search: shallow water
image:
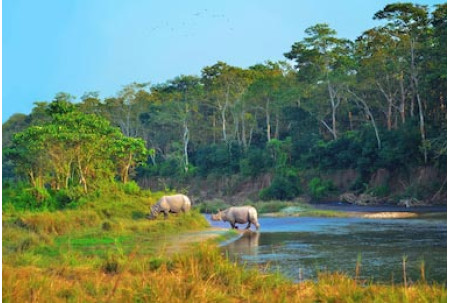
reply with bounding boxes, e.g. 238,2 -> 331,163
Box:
206,214 -> 447,283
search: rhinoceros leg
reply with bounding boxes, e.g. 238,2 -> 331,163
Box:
245,222 -> 251,229
163,211 -> 169,219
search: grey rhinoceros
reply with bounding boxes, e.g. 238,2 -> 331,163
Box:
211,206 -> 260,230
147,194 -> 192,219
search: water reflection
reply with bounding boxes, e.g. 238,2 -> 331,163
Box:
226,231 -> 260,256
212,216 -> 447,283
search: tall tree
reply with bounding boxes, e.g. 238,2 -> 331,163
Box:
285,23 -> 354,140
374,3 -> 430,162
6,102 -> 147,193
201,62 -> 253,144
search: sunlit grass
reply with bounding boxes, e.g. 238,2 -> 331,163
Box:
2,192 -> 446,302
3,243 -> 446,303
196,199 -> 351,217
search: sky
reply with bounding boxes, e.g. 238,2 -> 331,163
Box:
2,0 -> 444,122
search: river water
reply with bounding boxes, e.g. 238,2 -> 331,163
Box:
205,208 -> 446,284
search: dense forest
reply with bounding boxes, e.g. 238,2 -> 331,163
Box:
3,3 -> 447,209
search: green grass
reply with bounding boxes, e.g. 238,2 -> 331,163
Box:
3,242 -> 446,302
196,199 -> 350,217
2,190 -> 446,302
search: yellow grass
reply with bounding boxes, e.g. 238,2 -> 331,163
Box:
2,242 -> 447,303
2,193 -> 446,303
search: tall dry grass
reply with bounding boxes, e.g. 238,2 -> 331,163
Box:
2,190 -> 446,303
3,243 -> 446,303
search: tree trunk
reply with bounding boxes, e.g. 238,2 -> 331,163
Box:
77,158 -> 88,194
183,119 -> 190,172
327,81 -> 340,140
122,153 -> 133,183
241,111 -> 247,149
29,170 -> 36,188
399,74 -> 406,124
275,112 -> 280,139
265,98 -> 271,142
376,81 -> 394,131
349,89 -> 382,149
220,84 -> 231,142
410,38 -> 427,163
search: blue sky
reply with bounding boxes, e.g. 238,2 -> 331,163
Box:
2,0 -> 443,122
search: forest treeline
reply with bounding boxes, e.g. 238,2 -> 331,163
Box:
2,3 -> 446,208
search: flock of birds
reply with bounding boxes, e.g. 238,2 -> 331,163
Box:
148,8 -> 234,38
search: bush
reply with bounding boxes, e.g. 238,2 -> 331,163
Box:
102,253 -> 122,274
259,175 -> 300,201
158,158 -> 180,177
122,181 -> 141,195
370,185 -> 390,197
195,199 -> 229,214
240,148 -> 271,177
308,177 -> 334,201
193,143 -> 242,176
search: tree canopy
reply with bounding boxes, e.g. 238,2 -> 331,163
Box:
3,2 -> 446,204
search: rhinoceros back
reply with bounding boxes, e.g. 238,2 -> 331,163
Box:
226,206 -> 258,224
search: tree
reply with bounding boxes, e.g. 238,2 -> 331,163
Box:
201,62 -> 254,144
285,24 -> 354,140
374,3 -> 430,162
247,62 -> 291,143
356,27 -> 409,130
6,102 -> 148,194
142,75 -> 204,174
104,83 -> 151,138
112,136 -> 148,183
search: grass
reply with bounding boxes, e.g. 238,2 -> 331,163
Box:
3,190 -> 447,302
196,199 -> 350,217
2,242 -> 446,303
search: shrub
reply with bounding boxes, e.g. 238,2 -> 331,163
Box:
194,199 -> 229,214
308,177 -> 334,201
239,148 -> 270,177
370,185 -> 390,197
102,253 -> 122,274
259,175 -> 300,201
122,181 -> 141,195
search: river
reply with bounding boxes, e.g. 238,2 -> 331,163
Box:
205,207 -> 446,284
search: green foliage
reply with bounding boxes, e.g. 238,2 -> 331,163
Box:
121,180 -> 141,195
252,200 -> 302,213
193,143 -> 242,176
5,104 -> 147,195
370,185 -> 390,197
308,177 -> 334,201
194,199 -> 230,214
102,253 -> 123,274
2,4 -> 446,203
259,173 -> 301,201
239,147 -> 271,177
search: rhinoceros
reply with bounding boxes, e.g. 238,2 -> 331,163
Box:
147,194 -> 192,219
211,206 -> 260,230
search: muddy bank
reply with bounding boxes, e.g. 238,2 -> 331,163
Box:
259,202 -> 446,219
312,201 -> 447,213
162,227 -> 235,254
139,166 -> 447,206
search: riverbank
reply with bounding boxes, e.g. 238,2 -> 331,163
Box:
256,201 -> 447,219
3,196 -> 446,302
